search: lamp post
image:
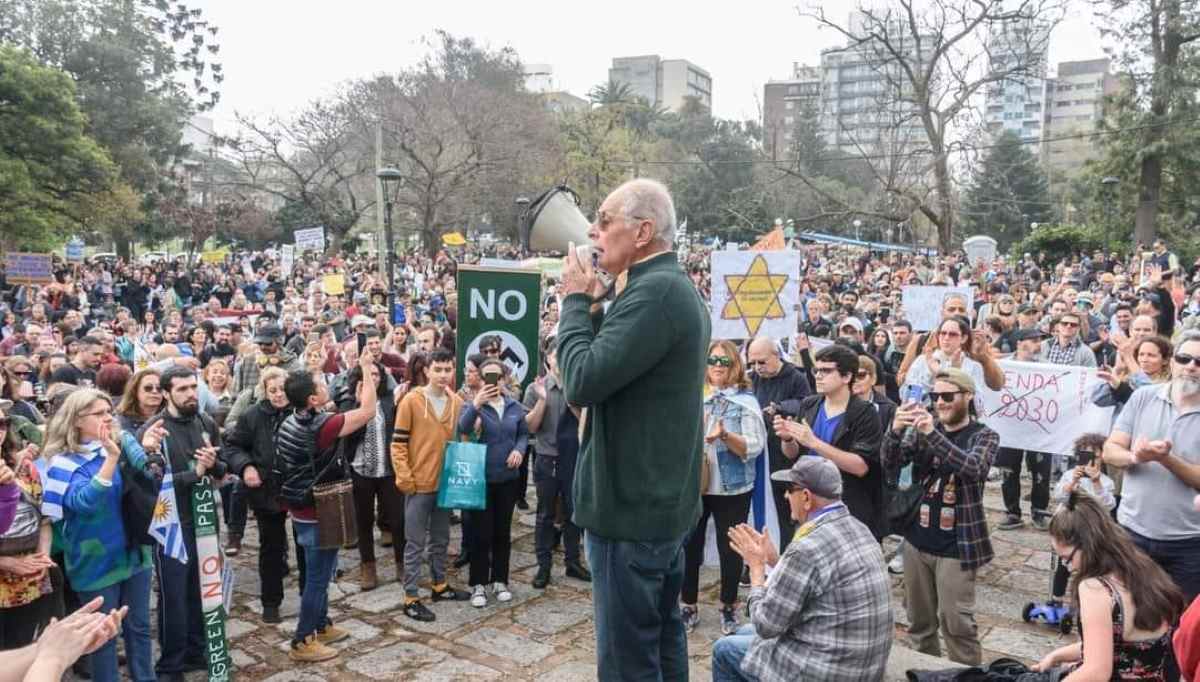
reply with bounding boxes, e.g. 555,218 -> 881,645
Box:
853,219 -> 863,242
377,167 -> 403,321
1100,176 -> 1120,241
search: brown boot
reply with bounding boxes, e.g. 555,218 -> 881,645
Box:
360,561 -> 378,591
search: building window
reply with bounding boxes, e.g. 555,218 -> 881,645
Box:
785,116 -> 794,125
788,85 -> 799,95
785,101 -> 794,110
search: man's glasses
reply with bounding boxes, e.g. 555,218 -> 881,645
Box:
929,391 -> 962,403
706,355 -> 733,368
1174,353 -> 1200,367
1059,320 -> 1080,328
746,359 -> 769,367
812,366 -> 840,376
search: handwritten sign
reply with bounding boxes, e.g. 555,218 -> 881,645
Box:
901,285 -> 974,331
279,244 -> 295,275
711,251 -> 801,340
321,273 -> 345,296
200,250 -> 228,265
4,253 -> 54,285
978,360 -> 1114,455
294,226 -> 326,252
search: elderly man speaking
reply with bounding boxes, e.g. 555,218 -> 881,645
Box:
557,178 -> 710,681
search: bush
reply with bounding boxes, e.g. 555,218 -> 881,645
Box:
1010,224 -> 1108,263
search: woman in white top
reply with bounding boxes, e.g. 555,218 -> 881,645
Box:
680,339 -> 767,638
902,316 -> 989,413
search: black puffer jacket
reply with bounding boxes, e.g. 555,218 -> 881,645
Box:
220,399 -> 291,512
274,409 -> 340,509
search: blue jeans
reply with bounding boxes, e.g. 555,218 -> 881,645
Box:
293,520 -> 339,644
77,569 -> 155,682
586,530 -> 689,682
712,624 -> 757,681
1127,528 -> 1200,602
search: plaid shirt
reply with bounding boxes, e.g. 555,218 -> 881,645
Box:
741,505 -> 893,682
1043,336 -> 1082,365
882,422 -> 999,570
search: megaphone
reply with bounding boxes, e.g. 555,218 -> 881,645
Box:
521,184 -> 591,254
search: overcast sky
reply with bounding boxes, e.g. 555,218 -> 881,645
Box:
193,0 -> 1110,131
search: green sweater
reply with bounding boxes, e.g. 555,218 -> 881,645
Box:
558,251 -> 709,541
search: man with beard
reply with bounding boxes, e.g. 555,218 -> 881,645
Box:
199,325 -> 237,369
882,368 -> 999,665
227,325 -> 300,427
1103,330 -> 1200,602
140,365 -> 224,680
48,335 -> 103,387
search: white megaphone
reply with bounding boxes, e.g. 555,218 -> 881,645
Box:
521,184 -> 614,292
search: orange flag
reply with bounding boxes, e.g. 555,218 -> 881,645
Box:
752,227 -> 786,251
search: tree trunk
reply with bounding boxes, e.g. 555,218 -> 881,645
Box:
1134,153 -> 1162,247
933,153 -> 955,253
328,231 -> 344,255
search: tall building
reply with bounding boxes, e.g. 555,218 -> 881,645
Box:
762,64 -> 821,160
983,19 -> 1051,144
1042,58 -> 1121,180
607,55 -> 712,111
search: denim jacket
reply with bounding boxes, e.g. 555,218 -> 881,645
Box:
704,389 -> 766,495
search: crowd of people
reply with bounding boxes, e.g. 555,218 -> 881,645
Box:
0,177 -> 1199,680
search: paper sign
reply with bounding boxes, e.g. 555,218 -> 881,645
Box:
4,253 -> 54,285
321,274 -> 345,295
294,226 -> 326,252
711,250 -> 801,340
978,360 -> 1114,456
901,285 -> 974,331
200,250 -> 228,265
280,244 -> 295,274
65,238 -> 85,263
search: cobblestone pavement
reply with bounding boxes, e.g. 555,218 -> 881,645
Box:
73,476 -> 1070,681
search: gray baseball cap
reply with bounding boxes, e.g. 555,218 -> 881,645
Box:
769,457 -> 843,499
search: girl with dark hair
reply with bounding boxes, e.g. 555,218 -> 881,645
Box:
1032,491 -> 1183,679
901,316 -> 989,414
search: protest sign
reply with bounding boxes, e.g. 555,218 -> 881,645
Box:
200,249 -> 228,265
711,250 -> 801,340
192,477 -> 231,681
280,244 -> 295,275
4,253 -> 54,285
321,273 -> 345,296
901,285 -> 974,331
294,226 -> 326,252
457,265 -> 541,390
978,360 -> 1114,456
65,238 -> 85,263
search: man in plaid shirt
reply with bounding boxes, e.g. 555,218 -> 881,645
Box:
882,368 -> 999,665
711,457 -> 892,682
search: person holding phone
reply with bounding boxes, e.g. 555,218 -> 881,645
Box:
457,359 -> 528,608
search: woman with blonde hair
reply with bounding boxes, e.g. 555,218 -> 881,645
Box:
681,339 -> 766,637
40,389 -> 165,682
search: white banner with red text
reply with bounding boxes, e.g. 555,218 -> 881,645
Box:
978,360 -> 1114,456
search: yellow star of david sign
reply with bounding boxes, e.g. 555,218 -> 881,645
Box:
722,255 -> 789,336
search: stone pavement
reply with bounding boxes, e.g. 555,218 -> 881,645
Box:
72,475 -> 1070,681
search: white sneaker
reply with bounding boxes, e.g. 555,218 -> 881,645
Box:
470,584 -> 488,608
493,582 -> 512,602
888,552 -> 905,575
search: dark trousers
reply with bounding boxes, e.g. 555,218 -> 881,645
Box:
587,530 -> 689,682
153,528 -> 203,674
1128,529 -> 1200,603
253,508 -> 304,608
683,492 -> 753,606
534,453 -> 581,568
221,479 -> 247,539
998,447 -> 1051,520
518,448 -> 530,502
350,470 -> 405,566
466,479 -> 521,586
770,480 -> 798,552
0,591 -> 58,650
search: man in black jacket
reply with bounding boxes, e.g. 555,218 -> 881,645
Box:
140,365 -> 225,681
775,344 -> 885,539
747,336 -> 811,551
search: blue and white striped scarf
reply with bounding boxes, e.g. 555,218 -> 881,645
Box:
41,441 -> 105,522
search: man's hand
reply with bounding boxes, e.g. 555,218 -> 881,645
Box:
891,403 -> 919,433
140,421 -> 168,453
1132,437 -> 1171,464
560,243 -> 604,299
194,446 -> 218,477
243,466 -> 262,488
728,524 -> 778,570
793,333 -> 811,352
913,407 -> 935,435
505,450 -> 523,469
35,596 -> 128,667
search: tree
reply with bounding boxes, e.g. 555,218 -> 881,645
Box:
588,80 -> 636,106
556,106 -> 636,213
789,0 -> 1065,251
1093,0 -> 1200,245
0,45 -> 115,250
960,131 -> 1053,248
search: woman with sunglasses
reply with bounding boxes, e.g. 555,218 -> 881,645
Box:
0,405 -> 55,650
1032,491 -> 1182,680
41,389 -> 162,682
681,340 -> 766,637
1093,336 -> 1173,415
901,316 -> 990,413
1,357 -> 43,426
115,368 -> 163,434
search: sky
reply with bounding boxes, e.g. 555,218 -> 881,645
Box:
191,0 -> 1111,132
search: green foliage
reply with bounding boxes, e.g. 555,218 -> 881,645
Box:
1010,223 -> 1108,263
0,45 -> 115,249
960,131 -> 1054,249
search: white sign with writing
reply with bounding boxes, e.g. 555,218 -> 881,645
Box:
280,244 -> 295,274
710,251 -> 801,340
978,360 -> 1114,456
293,226 -> 326,252
901,285 -> 974,331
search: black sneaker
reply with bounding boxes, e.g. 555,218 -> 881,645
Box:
997,514 -> 1025,531
533,565 -> 551,589
431,584 -> 471,602
262,605 -> 282,624
739,565 -> 751,587
680,605 -> 699,634
565,560 -> 591,582
403,600 -> 436,622
453,553 -> 470,569
720,605 -> 739,635
516,498 -> 530,511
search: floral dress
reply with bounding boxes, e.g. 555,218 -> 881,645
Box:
0,463 -> 51,609
1071,577 -> 1170,680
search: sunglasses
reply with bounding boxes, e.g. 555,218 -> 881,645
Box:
1175,353 -> 1200,367
855,370 -> 870,379
707,355 -> 733,368
929,390 -> 963,403
141,384 -> 161,393
1059,320 -> 1080,328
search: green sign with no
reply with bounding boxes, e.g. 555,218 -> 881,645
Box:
456,265 -> 542,391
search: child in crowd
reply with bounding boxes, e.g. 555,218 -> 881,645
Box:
1046,434 -> 1115,605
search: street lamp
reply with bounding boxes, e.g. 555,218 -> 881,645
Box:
853,219 -> 863,242
377,167 -> 403,321
1100,176 -> 1120,239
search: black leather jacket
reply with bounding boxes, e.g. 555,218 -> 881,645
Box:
220,399 -> 291,511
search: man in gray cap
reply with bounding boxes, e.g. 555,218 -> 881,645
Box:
227,324 -> 301,428
711,457 -> 893,681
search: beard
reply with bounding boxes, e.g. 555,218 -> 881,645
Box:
173,399 -> 199,418
1175,376 -> 1200,398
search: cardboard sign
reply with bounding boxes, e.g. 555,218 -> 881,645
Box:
901,285 -> 974,331
978,360 -> 1115,456
294,226 -> 326,252
4,253 -> 54,285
